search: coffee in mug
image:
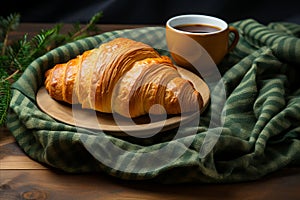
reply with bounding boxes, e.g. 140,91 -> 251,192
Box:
166,14 -> 239,73
174,24 -> 221,33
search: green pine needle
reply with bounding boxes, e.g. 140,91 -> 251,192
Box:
0,11 -> 103,127
0,80 -> 11,126
0,13 -> 20,55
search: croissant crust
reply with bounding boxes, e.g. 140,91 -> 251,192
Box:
45,37 -> 203,118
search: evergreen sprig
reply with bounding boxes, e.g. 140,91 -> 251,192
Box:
0,12 -> 103,127
0,13 -> 20,55
0,80 -> 10,125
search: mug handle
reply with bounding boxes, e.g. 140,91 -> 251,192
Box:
228,26 -> 239,52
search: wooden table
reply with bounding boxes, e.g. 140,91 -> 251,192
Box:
1,23 -> 300,200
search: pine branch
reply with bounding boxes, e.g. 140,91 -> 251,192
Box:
71,11 -> 103,40
0,11 -> 103,127
7,34 -> 32,72
30,28 -> 57,58
0,13 -> 20,55
0,79 -> 11,126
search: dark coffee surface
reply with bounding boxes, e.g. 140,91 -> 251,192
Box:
174,24 -> 221,33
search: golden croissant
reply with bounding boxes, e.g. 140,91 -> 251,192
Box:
44,37 -> 203,118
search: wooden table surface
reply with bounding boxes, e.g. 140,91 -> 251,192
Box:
1,23 -> 300,200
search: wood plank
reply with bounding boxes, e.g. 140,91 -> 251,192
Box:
0,127 -> 46,170
0,135 -> 15,146
0,155 -> 46,170
0,168 -> 300,200
8,23 -> 154,41
0,127 -> 14,141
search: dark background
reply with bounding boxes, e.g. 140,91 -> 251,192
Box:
2,0 -> 300,25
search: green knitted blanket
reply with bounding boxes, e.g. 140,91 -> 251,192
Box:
7,19 -> 300,183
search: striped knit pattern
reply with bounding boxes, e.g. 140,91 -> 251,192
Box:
7,19 -> 300,183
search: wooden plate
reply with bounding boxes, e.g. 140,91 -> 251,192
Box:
36,66 -> 210,137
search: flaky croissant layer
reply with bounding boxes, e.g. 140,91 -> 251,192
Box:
45,37 -> 203,118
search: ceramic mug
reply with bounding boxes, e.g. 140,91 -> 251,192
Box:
166,14 -> 239,73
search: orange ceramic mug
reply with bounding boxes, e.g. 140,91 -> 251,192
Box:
166,14 -> 239,72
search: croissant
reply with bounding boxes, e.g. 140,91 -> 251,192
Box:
44,37 -> 203,118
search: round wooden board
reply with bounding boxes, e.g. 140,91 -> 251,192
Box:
36,66 -> 210,137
